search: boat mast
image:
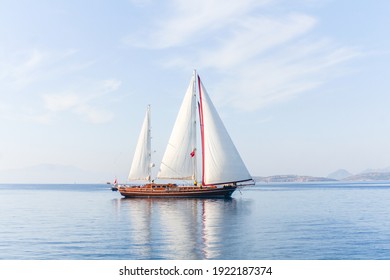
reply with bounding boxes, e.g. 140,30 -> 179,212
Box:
192,70 -> 197,185
197,74 -> 206,186
146,104 -> 152,182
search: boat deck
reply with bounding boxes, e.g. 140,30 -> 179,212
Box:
118,184 -> 236,198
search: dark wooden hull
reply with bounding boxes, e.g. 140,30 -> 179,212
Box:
118,185 -> 237,198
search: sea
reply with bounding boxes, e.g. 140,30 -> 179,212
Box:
1,181 -> 390,260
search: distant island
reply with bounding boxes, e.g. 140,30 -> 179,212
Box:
254,175 -> 337,183
254,169 -> 390,183
342,172 -> 390,181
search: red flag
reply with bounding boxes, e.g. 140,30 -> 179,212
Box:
113,178 -> 117,184
190,149 -> 195,158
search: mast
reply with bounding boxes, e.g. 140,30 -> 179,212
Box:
197,74 -> 206,186
146,104 -> 152,182
192,70 -> 198,184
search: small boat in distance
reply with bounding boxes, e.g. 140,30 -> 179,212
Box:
117,70 -> 253,198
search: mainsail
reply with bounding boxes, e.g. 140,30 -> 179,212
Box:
128,105 -> 152,181
198,76 -> 252,186
157,71 -> 252,186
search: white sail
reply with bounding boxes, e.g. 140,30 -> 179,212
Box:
157,75 -> 197,180
198,76 -> 252,185
128,105 -> 152,181
156,71 -> 252,186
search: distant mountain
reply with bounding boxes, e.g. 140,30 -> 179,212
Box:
328,169 -> 353,180
0,163 -> 108,184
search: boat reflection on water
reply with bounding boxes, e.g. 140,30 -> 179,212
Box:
111,197 -> 240,259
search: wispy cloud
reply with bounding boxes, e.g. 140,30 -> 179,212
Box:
0,102 -> 52,124
125,0 -> 271,48
42,78 -> 121,124
0,48 -> 80,91
214,40 -> 361,111
0,49 -> 46,91
75,104 -> 114,124
0,48 -> 120,124
125,0 -> 361,111
198,14 -> 317,69
127,0 -> 153,7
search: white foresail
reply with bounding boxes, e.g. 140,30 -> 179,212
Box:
198,77 -> 252,186
128,105 -> 152,181
157,75 -> 197,180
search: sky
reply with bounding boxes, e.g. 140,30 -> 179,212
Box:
0,0 -> 390,183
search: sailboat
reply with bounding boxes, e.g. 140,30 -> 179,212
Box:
117,71 -> 253,198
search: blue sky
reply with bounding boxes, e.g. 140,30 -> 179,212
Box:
1,0 -> 389,183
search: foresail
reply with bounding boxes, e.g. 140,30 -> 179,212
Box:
128,105 -> 152,181
198,77 -> 252,185
157,75 -> 197,180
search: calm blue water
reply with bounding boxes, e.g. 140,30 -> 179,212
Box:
1,182 -> 390,260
